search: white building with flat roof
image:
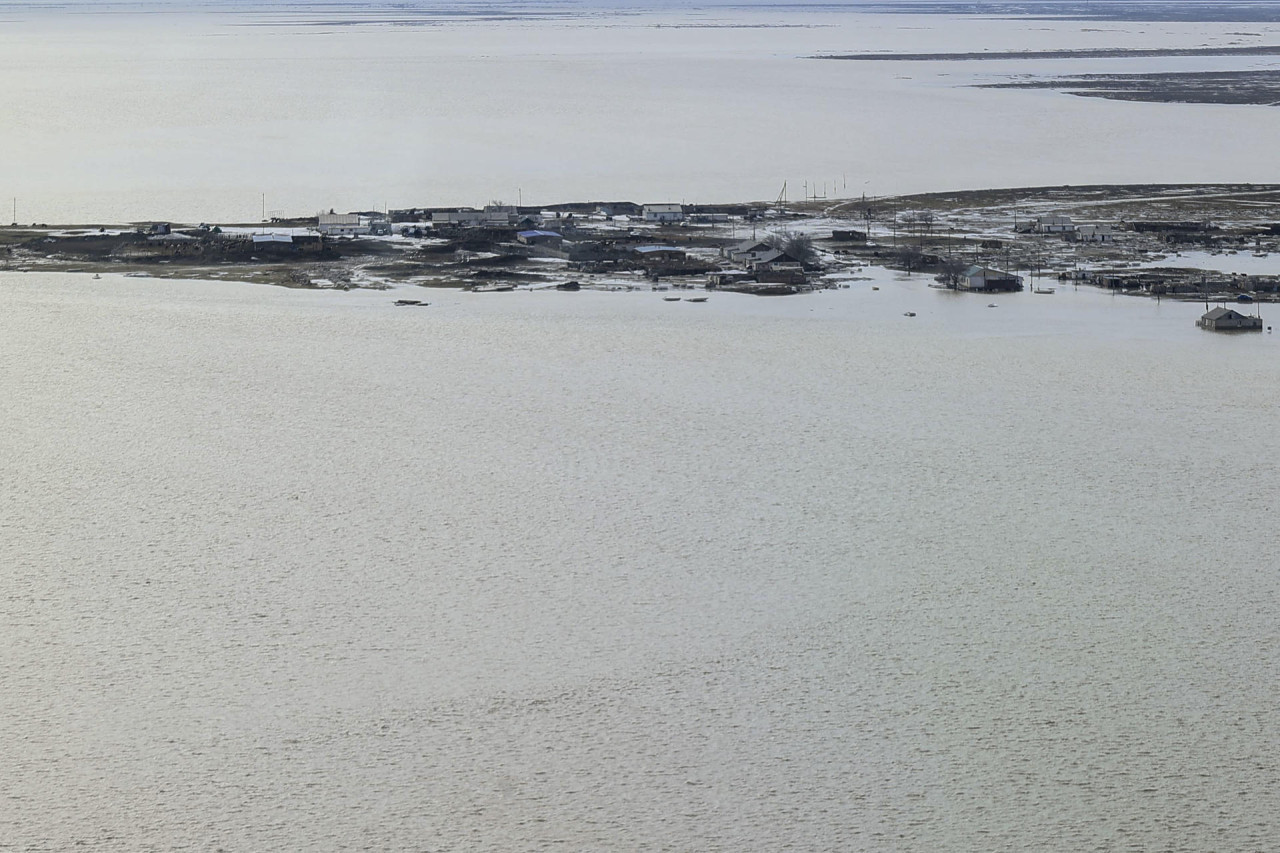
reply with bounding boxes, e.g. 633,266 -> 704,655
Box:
432,209 -> 484,226
317,212 -> 369,237
643,204 -> 684,223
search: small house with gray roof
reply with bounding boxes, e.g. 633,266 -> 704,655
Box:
960,266 -> 1023,292
1197,307 -> 1263,331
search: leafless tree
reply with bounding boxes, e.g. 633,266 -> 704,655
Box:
936,256 -> 967,288
766,229 -> 817,264
896,246 -> 925,272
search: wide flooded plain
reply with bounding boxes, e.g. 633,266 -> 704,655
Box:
3,270 -> 1279,850
3,2 -> 1280,221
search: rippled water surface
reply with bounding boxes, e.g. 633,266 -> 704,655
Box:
4,272 -> 1279,850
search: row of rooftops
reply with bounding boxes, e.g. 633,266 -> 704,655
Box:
724,238 -> 803,269
1016,215 -> 1217,238
431,203 -> 691,225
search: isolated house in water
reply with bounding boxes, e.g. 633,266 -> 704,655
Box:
960,265 -> 1023,292
752,249 -> 806,284
1197,307 -> 1263,331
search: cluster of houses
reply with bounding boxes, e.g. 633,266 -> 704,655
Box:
1019,215 -> 1115,244
311,202 -> 705,237
226,203 -> 715,273
409,202 -> 815,286
1017,214 -> 1229,246
716,238 -> 809,286
317,211 -> 395,237
421,203 -> 693,230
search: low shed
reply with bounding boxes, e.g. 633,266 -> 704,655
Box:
634,245 -> 688,263
517,230 -> 563,248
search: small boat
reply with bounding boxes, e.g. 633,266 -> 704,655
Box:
555,281 -> 581,291
1033,287 -> 1055,294
987,303 -> 998,308
472,284 -> 514,293
903,311 -> 916,317
871,286 -> 880,291
663,296 -> 681,302
92,273 -> 101,280
394,299 -> 427,306
684,296 -> 708,303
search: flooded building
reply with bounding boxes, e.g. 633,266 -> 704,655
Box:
960,265 -> 1023,292
753,250 -> 806,285
1197,307 -> 1263,331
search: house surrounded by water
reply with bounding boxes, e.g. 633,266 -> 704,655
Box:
1197,307 -> 1263,331
960,265 -> 1023,292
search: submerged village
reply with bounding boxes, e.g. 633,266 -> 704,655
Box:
6,183 -> 1280,330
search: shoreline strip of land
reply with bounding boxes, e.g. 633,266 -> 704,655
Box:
812,45 -> 1280,61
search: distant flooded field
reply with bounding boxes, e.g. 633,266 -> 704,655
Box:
3,1 -> 1280,221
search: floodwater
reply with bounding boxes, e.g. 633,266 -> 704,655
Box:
1137,248 -> 1280,276
3,2 -> 1280,222
4,270 -> 1280,850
